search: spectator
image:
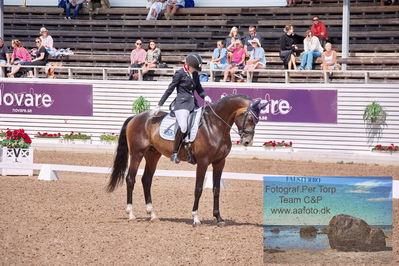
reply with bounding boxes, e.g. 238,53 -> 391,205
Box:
286,0 -> 296,7
19,38 -> 49,78
223,39 -> 246,82
321,42 -> 337,71
142,40 -> 162,77
243,26 -> 263,52
209,40 -> 228,71
0,38 -> 11,66
146,0 -> 166,20
311,16 -> 329,47
225,26 -> 241,48
39,27 -> 54,49
7,39 -> 32,78
129,40 -> 147,80
165,0 -> 185,20
185,0 -> 195,8
299,30 -> 323,70
280,25 -> 298,70
88,0 -> 110,20
238,38 -> 266,81
65,0 -> 86,20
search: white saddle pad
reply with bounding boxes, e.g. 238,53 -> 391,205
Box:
159,107 -> 202,142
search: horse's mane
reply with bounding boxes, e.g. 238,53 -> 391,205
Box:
214,94 -> 252,105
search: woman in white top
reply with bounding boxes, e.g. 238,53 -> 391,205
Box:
39,27 -> 53,49
299,30 -> 323,70
321,42 -> 337,71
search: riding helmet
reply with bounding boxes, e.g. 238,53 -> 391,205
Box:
185,53 -> 203,71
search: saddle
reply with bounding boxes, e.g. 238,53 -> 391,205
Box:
159,107 -> 203,164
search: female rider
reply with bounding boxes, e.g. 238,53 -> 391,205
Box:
156,53 -> 212,163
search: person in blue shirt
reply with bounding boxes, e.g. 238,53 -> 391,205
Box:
237,38 -> 266,81
209,40 -> 228,71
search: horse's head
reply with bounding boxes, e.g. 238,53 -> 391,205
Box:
234,99 -> 268,146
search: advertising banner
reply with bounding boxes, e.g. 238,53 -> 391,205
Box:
202,87 -> 337,123
0,82 -> 93,116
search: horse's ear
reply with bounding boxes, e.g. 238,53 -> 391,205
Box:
251,99 -> 261,107
259,101 -> 268,110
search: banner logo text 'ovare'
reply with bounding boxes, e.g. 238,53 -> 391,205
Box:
0,86 -> 54,108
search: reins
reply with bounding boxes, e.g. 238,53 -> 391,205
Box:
204,102 -> 255,138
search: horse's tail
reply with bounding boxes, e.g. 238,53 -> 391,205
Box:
107,116 -> 135,192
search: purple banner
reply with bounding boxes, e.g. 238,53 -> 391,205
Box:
201,87 -> 337,123
0,82 -> 93,116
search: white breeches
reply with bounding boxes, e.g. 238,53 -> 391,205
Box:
174,109 -> 190,133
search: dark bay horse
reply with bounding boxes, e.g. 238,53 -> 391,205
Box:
107,94 -> 266,226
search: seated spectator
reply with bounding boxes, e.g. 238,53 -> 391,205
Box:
165,0 -> 185,20
39,27 -> 53,50
146,0 -> 166,20
142,40 -> 161,77
321,43 -> 337,71
88,0 -> 110,20
238,38 -> 266,81
185,0 -> 195,7
19,38 -> 49,78
129,40 -> 147,80
243,26 -> 263,53
225,26 -> 241,48
280,25 -> 298,70
311,16 -> 329,47
209,40 -> 228,71
0,38 -> 11,66
223,39 -> 246,82
64,0 -> 86,20
286,0 -> 296,7
7,39 -> 32,78
299,30 -> 323,70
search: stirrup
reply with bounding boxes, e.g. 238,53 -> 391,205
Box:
170,152 -> 180,164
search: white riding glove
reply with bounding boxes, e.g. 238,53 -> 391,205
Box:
204,96 -> 212,104
152,105 -> 161,115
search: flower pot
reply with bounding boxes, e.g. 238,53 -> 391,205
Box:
33,138 -> 62,144
0,147 -> 33,176
61,139 -> 92,145
263,146 -> 294,152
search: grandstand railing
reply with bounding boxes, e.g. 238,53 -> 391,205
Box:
1,65 -> 399,84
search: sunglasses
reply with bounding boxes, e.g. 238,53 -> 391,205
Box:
35,41 -> 41,43
136,43 -> 142,45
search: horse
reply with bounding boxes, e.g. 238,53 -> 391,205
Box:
107,94 -> 267,226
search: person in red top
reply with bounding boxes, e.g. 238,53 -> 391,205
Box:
311,16 -> 328,47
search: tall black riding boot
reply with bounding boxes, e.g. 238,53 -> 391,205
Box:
171,128 -> 185,164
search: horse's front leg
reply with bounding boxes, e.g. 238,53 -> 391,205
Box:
126,152 -> 144,220
142,149 -> 162,221
212,159 -> 226,226
192,162 -> 209,227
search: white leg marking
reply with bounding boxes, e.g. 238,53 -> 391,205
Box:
126,204 -> 136,220
146,203 -> 158,221
192,210 -> 201,226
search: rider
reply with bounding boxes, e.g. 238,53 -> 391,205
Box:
155,53 -> 212,164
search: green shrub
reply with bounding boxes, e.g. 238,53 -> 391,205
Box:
132,96 -> 151,114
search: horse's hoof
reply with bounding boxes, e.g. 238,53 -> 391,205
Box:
128,214 -> 136,220
150,217 -> 159,222
193,221 -> 201,227
217,221 -> 226,227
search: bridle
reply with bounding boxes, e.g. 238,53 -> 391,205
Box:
205,102 -> 259,139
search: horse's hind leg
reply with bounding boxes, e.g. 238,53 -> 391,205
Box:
142,149 -> 162,221
126,152 -> 144,220
212,159 -> 226,226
